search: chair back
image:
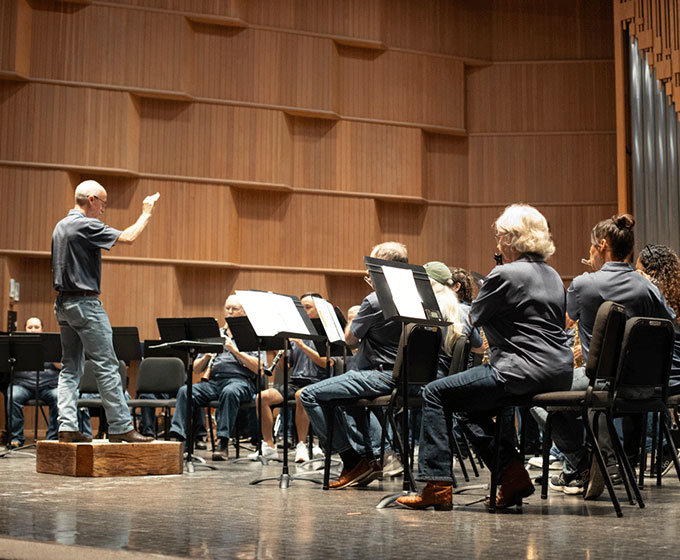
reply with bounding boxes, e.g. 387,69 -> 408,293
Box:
136,357 -> 185,394
80,360 -> 127,393
584,301 -> 627,383
448,335 -> 471,376
392,324 -> 441,385
613,316 -> 675,401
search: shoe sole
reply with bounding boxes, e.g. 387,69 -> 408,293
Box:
329,468 -> 374,489
397,500 -> 453,511
584,455 -> 605,500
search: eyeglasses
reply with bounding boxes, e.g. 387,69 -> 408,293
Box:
92,195 -> 108,208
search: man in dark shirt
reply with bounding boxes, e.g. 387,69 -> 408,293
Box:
6,317 -> 60,447
52,179 -> 159,443
300,242 -> 407,488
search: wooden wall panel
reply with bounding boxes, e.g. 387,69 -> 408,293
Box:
4,257 -> 58,333
0,0 -> 31,78
337,47 -> 465,129
468,134 -> 617,204
104,0 -> 245,19
0,166 -> 75,252
0,83 -> 139,170
29,4 -> 191,93
325,275 -> 372,317
290,117 -> 422,196
491,0 -> 614,61
374,203 -> 467,268
191,26 -> 335,112
233,191 -> 377,271
382,0 -> 492,59
137,100 -> 291,185
423,132 -> 468,202
466,62 -> 616,133
246,0 -> 384,43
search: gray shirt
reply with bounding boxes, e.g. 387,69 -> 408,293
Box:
52,210 -> 121,293
567,261 -> 675,361
471,255 -> 573,395
350,292 -> 401,371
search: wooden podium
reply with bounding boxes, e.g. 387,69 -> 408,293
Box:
36,441 -> 183,477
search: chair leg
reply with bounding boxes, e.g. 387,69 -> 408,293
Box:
541,413 -> 553,500
585,411 -> 623,517
207,408 -> 216,453
487,412 -> 504,514
604,413 -> 637,506
661,410 -> 680,482
459,427 -> 480,477
322,404 -> 335,490
450,418 -> 470,483
638,413 -> 648,488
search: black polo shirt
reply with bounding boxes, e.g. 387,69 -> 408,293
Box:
52,209 -> 121,293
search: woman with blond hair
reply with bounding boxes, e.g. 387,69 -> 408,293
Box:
398,204 -> 573,510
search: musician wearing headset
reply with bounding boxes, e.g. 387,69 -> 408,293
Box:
168,294 -> 263,460
248,293 -> 333,463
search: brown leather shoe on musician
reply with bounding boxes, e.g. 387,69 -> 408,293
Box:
108,430 -> 154,443
328,459 -> 374,489
396,481 -> 453,510
58,431 -> 92,443
486,459 -> 535,509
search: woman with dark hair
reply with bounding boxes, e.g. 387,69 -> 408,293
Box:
547,215 -> 676,497
637,244 -> 680,393
397,204 -> 573,510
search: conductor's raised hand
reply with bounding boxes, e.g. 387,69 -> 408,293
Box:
142,192 -> 160,215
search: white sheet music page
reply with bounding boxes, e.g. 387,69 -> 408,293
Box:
313,297 -> 345,343
236,291 -> 310,337
381,266 -> 426,320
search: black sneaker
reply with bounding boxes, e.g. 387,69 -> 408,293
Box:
549,471 -> 584,495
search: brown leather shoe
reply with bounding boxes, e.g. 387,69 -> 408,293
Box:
108,430 -> 154,443
487,460 -> 535,508
58,431 -> 92,443
396,481 -> 453,510
328,459 -> 373,489
355,461 -> 383,487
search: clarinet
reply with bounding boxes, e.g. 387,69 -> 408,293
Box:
263,349 -> 284,377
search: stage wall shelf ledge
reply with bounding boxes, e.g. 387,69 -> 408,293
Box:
185,14 -> 248,29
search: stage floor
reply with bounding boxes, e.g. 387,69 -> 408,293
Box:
0,445 -> 679,559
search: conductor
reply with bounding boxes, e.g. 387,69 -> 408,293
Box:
52,180 -> 159,443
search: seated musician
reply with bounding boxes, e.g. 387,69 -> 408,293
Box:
300,241 -> 408,488
5,317 -> 60,447
248,293 -> 333,462
169,294 -> 262,460
397,204 -> 573,510
545,218 -> 676,497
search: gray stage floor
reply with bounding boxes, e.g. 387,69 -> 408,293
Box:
0,445 -> 679,559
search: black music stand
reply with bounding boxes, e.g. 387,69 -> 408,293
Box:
113,327 -> 142,363
155,317 -> 223,473
0,334 -> 46,458
360,257 -> 451,509
226,316 -> 283,465
237,291 -> 324,488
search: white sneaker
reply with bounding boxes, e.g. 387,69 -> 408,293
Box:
248,442 -> 278,461
312,445 -> 324,458
295,441 -> 310,463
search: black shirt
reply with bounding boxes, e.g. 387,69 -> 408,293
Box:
52,209 -> 121,293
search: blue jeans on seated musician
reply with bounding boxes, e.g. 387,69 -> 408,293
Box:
417,365 -> 518,483
300,369 -> 395,460
169,377 -> 255,444
9,385 -> 59,445
137,392 -> 207,439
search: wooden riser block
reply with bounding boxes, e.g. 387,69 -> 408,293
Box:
36,441 -> 184,477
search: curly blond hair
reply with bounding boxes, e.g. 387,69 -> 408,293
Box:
494,204 -> 555,259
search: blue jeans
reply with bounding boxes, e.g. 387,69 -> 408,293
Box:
137,392 -> 207,438
55,295 -> 133,435
299,369 -> 395,459
170,377 -> 254,441
417,365 -> 518,483
9,384 -> 59,444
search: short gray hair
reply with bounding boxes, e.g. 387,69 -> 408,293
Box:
370,242 -> 408,263
74,180 -> 105,205
494,204 -> 555,259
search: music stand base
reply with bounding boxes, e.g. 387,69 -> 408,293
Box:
250,472 -> 321,487
184,453 -> 217,473
376,490 -> 411,509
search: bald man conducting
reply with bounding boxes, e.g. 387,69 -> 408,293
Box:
52,180 -> 159,443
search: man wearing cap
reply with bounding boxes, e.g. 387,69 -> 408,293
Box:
52,180 -> 159,443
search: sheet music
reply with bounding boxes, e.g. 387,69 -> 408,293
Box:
381,265 -> 426,320
313,297 -> 345,343
236,291 -> 311,337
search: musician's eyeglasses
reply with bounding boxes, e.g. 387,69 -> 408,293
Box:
92,195 -> 108,208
